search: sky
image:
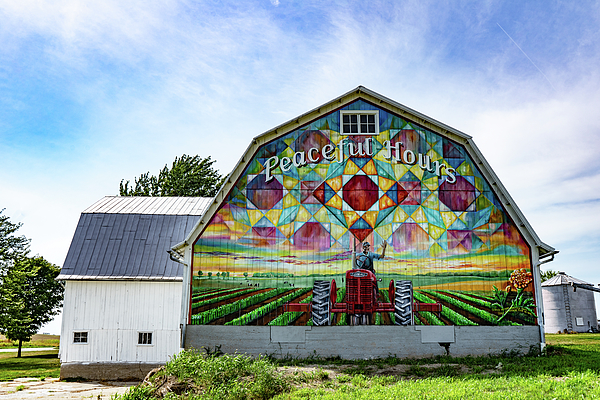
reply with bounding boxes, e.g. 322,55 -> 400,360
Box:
0,1 -> 599,335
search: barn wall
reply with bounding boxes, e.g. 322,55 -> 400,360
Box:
60,281 -> 182,366
185,325 -> 541,358
189,99 -> 538,328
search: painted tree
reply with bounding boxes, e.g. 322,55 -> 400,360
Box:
0,257 -> 64,357
119,155 -> 225,197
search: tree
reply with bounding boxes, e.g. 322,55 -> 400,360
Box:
0,256 -> 64,357
120,155 -> 225,197
0,209 -> 30,271
541,270 -> 558,283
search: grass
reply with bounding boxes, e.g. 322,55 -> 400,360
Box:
0,350 -> 60,381
114,333 -> 600,399
0,334 -> 60,349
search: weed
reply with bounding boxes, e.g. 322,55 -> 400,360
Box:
430,364 -> 460,377
405,365 -> 428,377
15,384 -> 25,391
343,365 -> 370,375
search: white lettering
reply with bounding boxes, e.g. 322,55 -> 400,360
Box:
433,161 -> 445,176
383,140 -> 392,160
403,149 -> 416,164
446,167 -> 457,184
349,141 -> 366,156
280,157 -> 292,172
307,147 -> 320,163
383,140 -> 403,161
293,151 -> 306,167
322,144 -> 336,160
418,154 -> 433,172
365,138 -> 374,156
265,156 -> 279,183
337,138 -> 347,163
263,138 -> 458,184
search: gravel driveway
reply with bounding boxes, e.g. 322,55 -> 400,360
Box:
0,378 -> 136,399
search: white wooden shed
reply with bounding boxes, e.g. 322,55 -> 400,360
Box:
57,196 -> 211,380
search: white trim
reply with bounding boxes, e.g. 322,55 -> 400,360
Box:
137,331 -> 154,346
73,331 -> 88,344
340,110 -> 380,135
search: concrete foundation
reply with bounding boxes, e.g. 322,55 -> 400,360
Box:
60,362 -> 164,381
185,325 -> 542,359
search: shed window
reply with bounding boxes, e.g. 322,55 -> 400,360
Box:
138,332 -> 153,345
576,317 -> 584,326
73,332 -> 88,343
341,111 -> 379,135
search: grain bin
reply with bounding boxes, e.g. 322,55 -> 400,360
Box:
542,272 -> 599,333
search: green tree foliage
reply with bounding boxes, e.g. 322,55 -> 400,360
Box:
541,270 -> 558,282
119,155 -> 225,197
0,256 -> 64,357
0,209 -> 30,270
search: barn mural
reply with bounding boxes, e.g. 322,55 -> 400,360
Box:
190,99 -> 536,327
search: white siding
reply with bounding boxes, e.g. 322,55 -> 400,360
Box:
60,281 -> 182,363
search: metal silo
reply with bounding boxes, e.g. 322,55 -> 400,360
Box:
542,272 -> 599,333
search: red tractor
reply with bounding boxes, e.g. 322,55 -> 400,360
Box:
284,268 -> 415,325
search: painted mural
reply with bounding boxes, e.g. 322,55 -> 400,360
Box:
190,100 -> 536,327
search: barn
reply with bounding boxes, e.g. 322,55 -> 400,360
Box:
57,196 -> 211,380
172,87 -> 557,358
60,87 -> 557,378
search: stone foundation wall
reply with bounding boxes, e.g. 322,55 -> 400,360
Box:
185,325 -> 542,359
60,362 -> 164,381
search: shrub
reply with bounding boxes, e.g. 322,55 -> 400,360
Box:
118,350 -> 289,400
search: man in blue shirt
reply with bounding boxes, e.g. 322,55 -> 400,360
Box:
354,241 -> 387,274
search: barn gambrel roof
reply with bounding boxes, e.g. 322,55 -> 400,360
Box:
172,86 -> 555,259
58,196 -> 211,281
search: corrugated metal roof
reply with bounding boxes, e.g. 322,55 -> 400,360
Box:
58,197 -> 212,281
541,272 -> 593,287
83,196 -> 213,215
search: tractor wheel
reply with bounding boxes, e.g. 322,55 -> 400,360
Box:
312,280 -> 331,326
394,280 -> 413,326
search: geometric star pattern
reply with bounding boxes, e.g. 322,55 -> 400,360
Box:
194,100 -> 531,278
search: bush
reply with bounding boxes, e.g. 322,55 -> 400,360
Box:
117,350 -> 289,400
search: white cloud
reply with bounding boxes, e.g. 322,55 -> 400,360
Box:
1,1 -> 600,329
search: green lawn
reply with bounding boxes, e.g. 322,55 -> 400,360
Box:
0,333 -> 597,398
0,350 -> 60,381
116,333 -> 600,400
0,334 -> 60,349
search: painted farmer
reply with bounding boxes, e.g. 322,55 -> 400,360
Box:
354,241 -> 387,274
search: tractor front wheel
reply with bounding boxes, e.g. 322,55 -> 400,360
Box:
394,280 -> 413,326
312,280 -> 331,326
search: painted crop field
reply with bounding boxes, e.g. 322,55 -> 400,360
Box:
189,282 -> 536,326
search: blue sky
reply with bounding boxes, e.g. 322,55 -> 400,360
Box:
1,1 -> 599,334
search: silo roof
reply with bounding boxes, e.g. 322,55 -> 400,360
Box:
541,272 -> 593,287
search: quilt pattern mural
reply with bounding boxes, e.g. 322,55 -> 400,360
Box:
190,100 -> 536,327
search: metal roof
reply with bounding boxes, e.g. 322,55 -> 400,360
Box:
58,197 -> 212,281
541,272 -> 593,287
